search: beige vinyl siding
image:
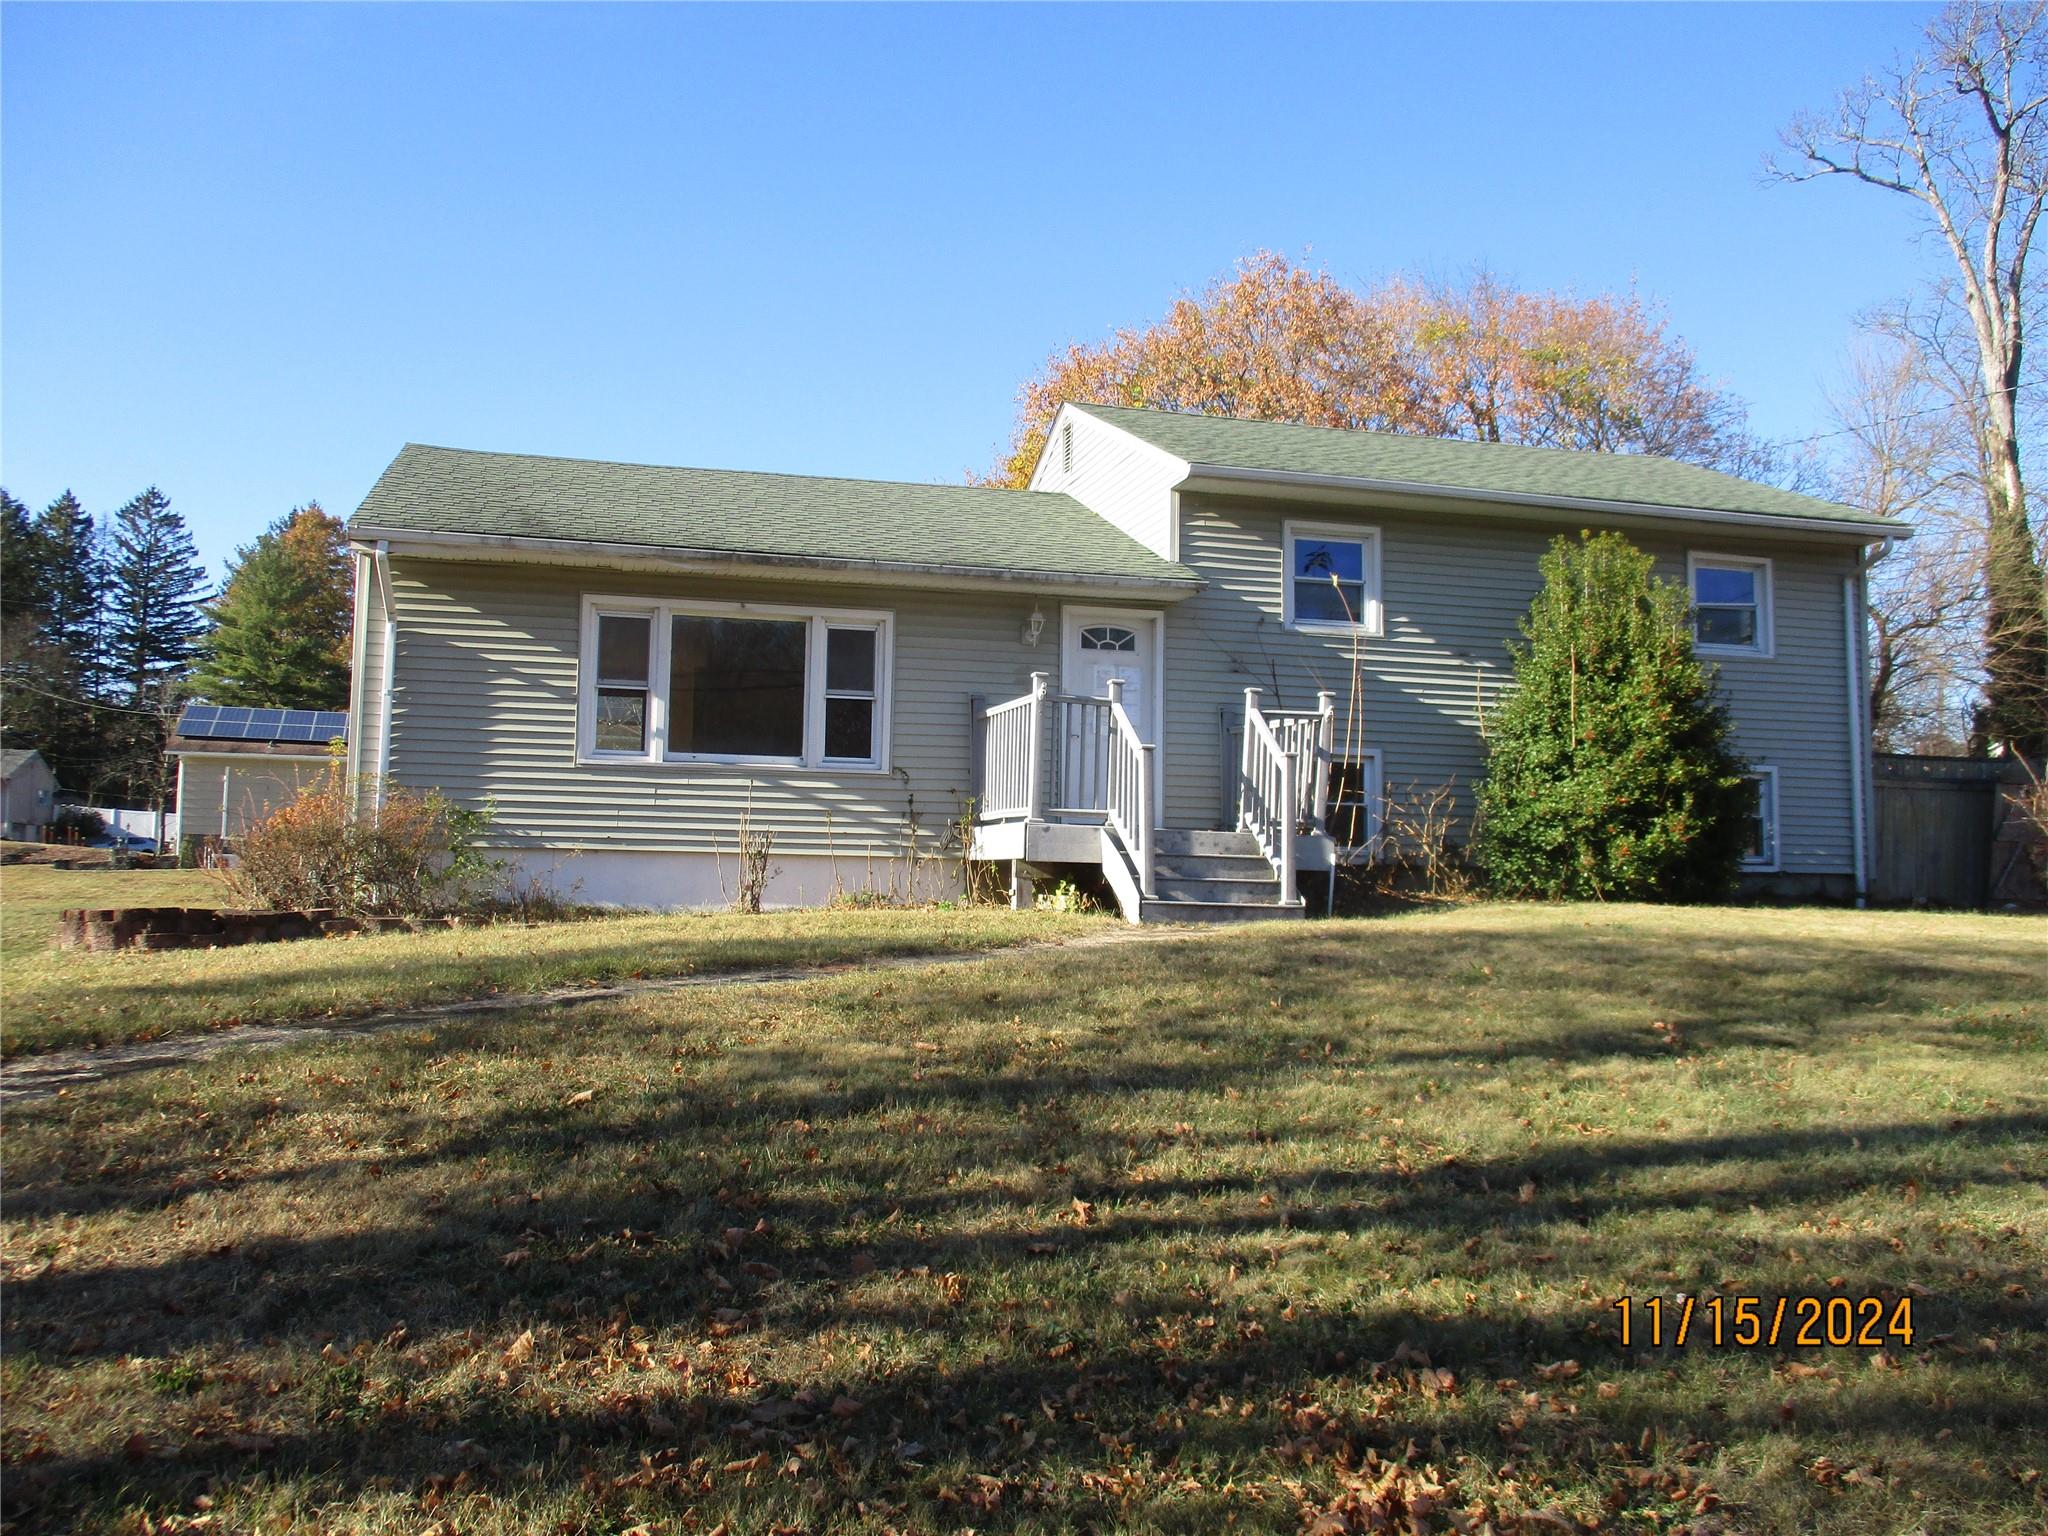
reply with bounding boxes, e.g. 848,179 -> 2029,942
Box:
1162,495 -> 1859,875
1030,409 -> 1185,560
177,755 -> 330,839
380,560 -> 1068,857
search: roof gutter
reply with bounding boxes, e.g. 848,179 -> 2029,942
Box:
1177,463 -> 1908,542
346,526 -> 1204,597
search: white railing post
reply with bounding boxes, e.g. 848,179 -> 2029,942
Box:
1026,671 -> 1049,822
1279,749 -> 1298,906
1136,742 -> 1156,897
1238,687 -> 1262,828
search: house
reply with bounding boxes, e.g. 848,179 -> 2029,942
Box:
343,406 -> 1905,920
166,705 -> 348,853
2,747 -> 58,842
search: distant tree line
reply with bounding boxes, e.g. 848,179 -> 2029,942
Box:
1,490 -> 350,808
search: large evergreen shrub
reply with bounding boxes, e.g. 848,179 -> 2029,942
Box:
1476,530 -> 1752,900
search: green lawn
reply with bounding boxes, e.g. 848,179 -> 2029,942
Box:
2,903 -> 2042,1535
0,863 -> 224,966
0,864 -> 1110,1056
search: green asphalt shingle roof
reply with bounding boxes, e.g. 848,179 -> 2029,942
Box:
351,444 -> 1199,585
1074,404 -> 1897,529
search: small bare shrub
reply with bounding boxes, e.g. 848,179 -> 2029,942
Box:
1380,778 -> 1474,898
952,797 -> 1007,906
728,787 -> 778,914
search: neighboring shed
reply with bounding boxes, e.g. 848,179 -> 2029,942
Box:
166,706 -> 347,850
1,748 -> 59,841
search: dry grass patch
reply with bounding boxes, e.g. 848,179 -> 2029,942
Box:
0,860 -> 1109,1055
2,903 -> 2044,1535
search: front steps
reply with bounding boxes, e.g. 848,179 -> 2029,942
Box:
1135,829 -> 1304,924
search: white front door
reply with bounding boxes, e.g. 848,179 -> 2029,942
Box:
1058,608 -> 1159,815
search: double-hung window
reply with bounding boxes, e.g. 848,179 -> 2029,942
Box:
1284,521 -> 1383,634
821,625 -> 880,764
1688,553 -> 1773,657
1739,767 -> 1780,872
591,612 -> 654,755
579,597 -> 891,769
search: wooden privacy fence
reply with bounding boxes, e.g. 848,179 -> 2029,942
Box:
1871,754 -> 2044,908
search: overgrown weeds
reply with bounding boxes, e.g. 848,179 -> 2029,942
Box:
222,755 -> 500,917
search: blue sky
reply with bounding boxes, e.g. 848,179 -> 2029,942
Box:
4,2 -> 1942,577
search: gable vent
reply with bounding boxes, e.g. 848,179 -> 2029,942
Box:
1061,423 -> 1074,476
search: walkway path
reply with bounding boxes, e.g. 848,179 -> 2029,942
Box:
0,926 -> 1203,1105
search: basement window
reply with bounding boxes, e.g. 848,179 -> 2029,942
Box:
1740,767 -> 1780,872
1324,752 -> 1383,853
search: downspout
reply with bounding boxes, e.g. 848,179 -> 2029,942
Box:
375,541 -> 396,814
1844,540 -> 1893,907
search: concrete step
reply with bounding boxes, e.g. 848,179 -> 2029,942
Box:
1152,875 -> 1283,905
1152,852 -> 1275,881
1152,828 -> 1263,858
1138,896 -> 1307,925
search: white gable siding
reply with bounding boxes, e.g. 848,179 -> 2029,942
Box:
1028,408 -> 1185,560
1161,494 -> 1860,878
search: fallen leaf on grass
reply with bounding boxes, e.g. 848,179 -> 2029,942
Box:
565,1089 -> 596,1106
501,1248 -> 530,1270
503,1329 -> 534,1367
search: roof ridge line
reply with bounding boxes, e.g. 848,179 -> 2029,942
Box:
400,442 -> 1053,500
1074,402 -> 1719,469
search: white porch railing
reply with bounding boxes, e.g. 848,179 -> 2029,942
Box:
1236,687 -> 1337,904
1049,694 -> 1117,819
972,674 -> 1046,820
973,672 -> 1139,824
1102,677 -> 1155,897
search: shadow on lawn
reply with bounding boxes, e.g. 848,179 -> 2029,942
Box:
5,916 -> 2044,1532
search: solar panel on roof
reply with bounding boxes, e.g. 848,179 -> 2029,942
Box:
175,703 -> 347,744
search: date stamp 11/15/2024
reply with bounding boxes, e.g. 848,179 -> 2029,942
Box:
1611,1294 -> 1918,1350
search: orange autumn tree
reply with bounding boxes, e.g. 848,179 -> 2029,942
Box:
984,253 -> 1778,486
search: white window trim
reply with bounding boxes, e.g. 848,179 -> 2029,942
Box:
1741,765 -> 1781,873
576,594 -> 894,773
1328,748 -> 1385,864
1283,519 -> 1384,636
585,606 -> 659,761
1688,551 -> 1774,659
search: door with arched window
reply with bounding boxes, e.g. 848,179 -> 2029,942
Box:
1058,608 -> 1158,816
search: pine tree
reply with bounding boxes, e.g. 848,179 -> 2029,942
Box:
105,487 -> 208,705
36,491 -> 107,690
1,491 -> 108,793
1,489 -> 51,627
194,503 -> 352,708
1475,531 -> 1753,900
